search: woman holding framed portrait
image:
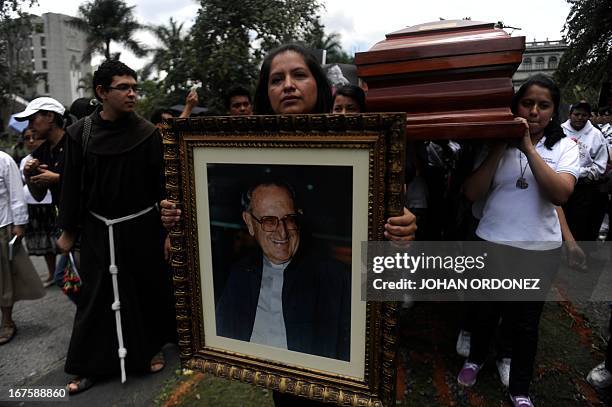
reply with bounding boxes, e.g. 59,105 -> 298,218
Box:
162,43 -> 416,239
161,44 -> 416,406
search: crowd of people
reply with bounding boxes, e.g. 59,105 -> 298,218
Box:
0,41 -> 611,407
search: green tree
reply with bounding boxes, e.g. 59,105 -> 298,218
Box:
190,0 -> 322,113
68,0 -> 147,61
134,78 -> 168,120
143,18 -> 186,80
1,0 -> 39,127
304,20 -> 353,64
556,0 -> 612,97
136,18 -> 197,117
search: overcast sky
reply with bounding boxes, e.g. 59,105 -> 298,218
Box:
28,0 -> 572,70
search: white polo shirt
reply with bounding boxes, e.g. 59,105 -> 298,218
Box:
476,137 -> 579,250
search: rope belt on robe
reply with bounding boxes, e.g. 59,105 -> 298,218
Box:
89,204 -> 157,383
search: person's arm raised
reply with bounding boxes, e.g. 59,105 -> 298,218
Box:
517,118 -> 575,205
179,90 -> 199,119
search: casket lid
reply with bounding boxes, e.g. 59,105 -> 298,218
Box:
387,20 -> 495,38
356,20 -> 524,68
354,20 -> 526,140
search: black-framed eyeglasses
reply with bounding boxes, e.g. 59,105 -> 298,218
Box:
107,84 -> 139,93
249,213 -> 300,232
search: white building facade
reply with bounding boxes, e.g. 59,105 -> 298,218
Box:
30,13 -> 91,107
512,39 -> 568,90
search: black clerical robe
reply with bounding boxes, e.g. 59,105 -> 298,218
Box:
58,108 -> 176,376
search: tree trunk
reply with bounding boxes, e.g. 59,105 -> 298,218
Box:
105,39 -> 111,60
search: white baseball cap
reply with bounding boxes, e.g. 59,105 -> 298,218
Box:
13,97 -> 66,121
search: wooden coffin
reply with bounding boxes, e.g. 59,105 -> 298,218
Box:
355,20 -> 525,140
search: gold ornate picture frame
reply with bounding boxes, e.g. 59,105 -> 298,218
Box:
161,113 -> 405,406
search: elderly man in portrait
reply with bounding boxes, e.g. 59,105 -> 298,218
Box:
215,180 -> 351,361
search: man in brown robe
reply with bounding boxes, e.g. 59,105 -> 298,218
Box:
57,60 -> 175,394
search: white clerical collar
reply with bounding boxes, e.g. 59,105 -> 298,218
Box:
263,256 -> 290,270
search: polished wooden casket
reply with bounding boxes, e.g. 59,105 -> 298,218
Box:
355,20 -> 525,140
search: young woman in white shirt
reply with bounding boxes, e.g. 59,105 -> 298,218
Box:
456,75 -> 579,407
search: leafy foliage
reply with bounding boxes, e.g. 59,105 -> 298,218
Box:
68,0 -> 147,61
556,0 -> 612,98
0,0 -> 39,115
190,0 -> 323,113
134,78 -> 170,120
304,20 -> 353,64
98,0 -> 352,116
136,18 -> 198,119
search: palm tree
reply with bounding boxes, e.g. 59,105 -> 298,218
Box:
139,18 -> 196,109
305,21 -> 352,64
318,32 -> 343,57
141,18 -> 186,80
68,0 -> 147,61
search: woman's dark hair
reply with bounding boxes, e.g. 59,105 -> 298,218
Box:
150,108 -> 175,125
511,74 -> 564,149
70,97 -> 99,119
254,43 -> 332,114
40,110 -> 73,130
333,84 -> 366,112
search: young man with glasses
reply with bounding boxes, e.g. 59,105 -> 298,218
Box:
215,180 -> 351,361
56,60 -> 176,395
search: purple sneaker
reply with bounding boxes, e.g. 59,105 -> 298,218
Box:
457,361 -> 481,387
510,395 -> 534,407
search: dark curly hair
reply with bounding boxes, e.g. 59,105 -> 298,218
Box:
333,84 -> 366,112
254,43 -> 332,115
93,60 -> 137,101
225,86 -> 252,110
511,74 -> 565,150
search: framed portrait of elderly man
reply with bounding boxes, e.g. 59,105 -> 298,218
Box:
161,113 -> 405,406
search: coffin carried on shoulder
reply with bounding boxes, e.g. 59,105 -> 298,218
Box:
355,20 -> 526,140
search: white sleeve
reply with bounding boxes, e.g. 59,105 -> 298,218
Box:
556,139 -> 579,181
19,154 -> 32,183
584,131 -> 609,180
7,157 -> 28,225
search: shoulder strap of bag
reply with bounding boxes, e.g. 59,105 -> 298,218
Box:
79,115 -> 93,197
82,116 -> 92,159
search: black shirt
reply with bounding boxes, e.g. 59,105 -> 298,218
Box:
31,134 -> 66,205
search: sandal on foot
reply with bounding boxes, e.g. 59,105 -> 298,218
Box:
67,377 -> 94,395
150,350 -> 165,373
0,323 -> 16,345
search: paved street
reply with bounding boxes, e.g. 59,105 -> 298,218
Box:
2,251 -> 610,406
0,256 -> 74,389
0,256 -> 180,407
